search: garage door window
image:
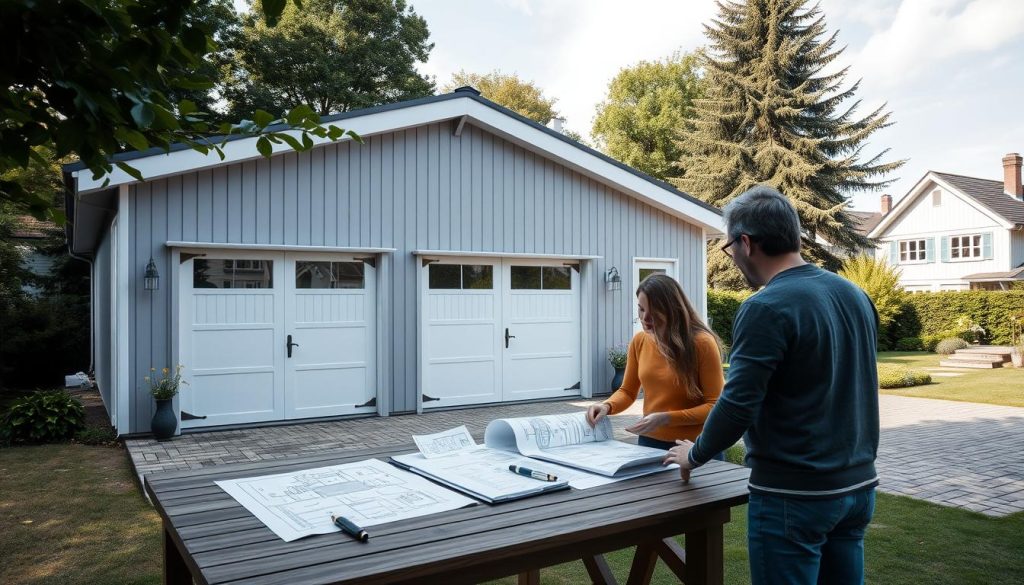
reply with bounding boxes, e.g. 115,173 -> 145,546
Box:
428,264 -> 493,289
193,259 -> 274,289
510,265 -> 571,290
295,261 -> 364,289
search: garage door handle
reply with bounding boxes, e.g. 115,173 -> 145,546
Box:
287,334 -> 300,358
505,328 -> 516,348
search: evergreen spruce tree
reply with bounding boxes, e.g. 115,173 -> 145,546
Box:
674,0 -> 903,286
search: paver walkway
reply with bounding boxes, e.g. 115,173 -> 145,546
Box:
126,395 -> 1024,517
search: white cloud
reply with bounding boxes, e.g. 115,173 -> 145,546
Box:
853,0 -> 1024,87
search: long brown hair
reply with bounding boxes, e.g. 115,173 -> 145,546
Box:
636,274 -> 721,400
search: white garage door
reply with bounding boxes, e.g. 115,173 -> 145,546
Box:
421,257 -> 581,409
179,251 -> 376,428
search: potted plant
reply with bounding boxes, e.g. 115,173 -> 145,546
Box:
607,344 -> 628,391
146,365 -> 185,441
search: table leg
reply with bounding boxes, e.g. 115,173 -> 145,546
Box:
583,554 -> 618,585
653,537 -> 687,582
683,524 -> 724,585
163,524 -> 192,585
625,542 -> 658,585
518,569 -> 541,585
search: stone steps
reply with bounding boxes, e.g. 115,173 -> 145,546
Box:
939,346 -> 1012,369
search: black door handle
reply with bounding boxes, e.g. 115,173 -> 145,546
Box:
505,328 -> 516,348
287,334 -> 299,358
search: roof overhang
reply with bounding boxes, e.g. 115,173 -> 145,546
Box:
66,92 -> 723,238
869,172 -> 1015,238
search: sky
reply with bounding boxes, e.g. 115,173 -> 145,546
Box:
236,0 -> 1024,212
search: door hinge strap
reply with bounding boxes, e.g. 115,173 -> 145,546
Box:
181,411 -> 207,421
356,397 -> 377,408
564,381 -> 581,391
422,394 -> 440,403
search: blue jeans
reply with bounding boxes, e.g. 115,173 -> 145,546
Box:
637,435 -> 725,461
748,488 -> 876,585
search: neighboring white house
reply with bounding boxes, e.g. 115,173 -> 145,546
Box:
63,87 -> 724,436
12,215 -> 58,296
868,153 -> 1024,291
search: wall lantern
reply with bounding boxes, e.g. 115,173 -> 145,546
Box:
144,257 -> 160,291
604,266 -> 622,292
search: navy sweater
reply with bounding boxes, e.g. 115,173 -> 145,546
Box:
690,264 -> 880,497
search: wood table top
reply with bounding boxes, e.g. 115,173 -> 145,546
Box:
145,444 -> 751,585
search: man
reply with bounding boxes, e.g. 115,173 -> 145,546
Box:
664,185 -> 880,585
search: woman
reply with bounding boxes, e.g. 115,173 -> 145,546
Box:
586,274 -> 725,456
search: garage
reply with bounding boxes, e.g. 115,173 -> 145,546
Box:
419,255 -> 584,409
177,249 -> 378,428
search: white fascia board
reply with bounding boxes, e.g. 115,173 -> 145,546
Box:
165,241 -> 396,254
413,249 -> 601,260
72,98 -> 474,194
869,173 -> 1013,238
460,101 -> 725,234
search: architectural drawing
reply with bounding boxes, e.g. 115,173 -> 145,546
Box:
412,425 -> 477,458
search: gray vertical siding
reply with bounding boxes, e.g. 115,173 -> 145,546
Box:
126,122 -> 707,431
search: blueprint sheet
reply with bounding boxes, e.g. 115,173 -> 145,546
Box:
215,458 -> 476,542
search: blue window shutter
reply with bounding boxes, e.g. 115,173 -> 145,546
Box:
982,232 -> 993,260
925,238 -> 936,263
940,236 -> 950,262
889,241 -> 898,264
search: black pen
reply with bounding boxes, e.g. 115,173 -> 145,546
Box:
508,464 -> 558,482
331,513 -> 369,542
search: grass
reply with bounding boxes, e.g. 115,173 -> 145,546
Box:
878,352 -> 1024,408
1,442 -> 1022,585
0,444 -> 161,585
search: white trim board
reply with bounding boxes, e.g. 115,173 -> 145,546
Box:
165,242 -> 397,254
71,95 -> 724,233
413,250 -> 602,260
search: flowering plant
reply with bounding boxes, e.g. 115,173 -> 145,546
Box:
146,365 -> 186,400
607,344 -> 628,369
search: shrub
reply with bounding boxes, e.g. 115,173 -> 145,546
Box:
894,337 -> 923,351
0,389 -> 85,444
707,290 -> 751,346
903,291 -> 1024,346
935,337 -> 969,355
921,333 -> 944,352
74,425 -> 118,446
839,256 -> 907,345
877,364 -> 932,389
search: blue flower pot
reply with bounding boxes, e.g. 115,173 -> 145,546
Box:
151,398 -> 178,441
611,367 -> 625,392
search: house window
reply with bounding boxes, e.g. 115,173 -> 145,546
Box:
898,239 -> 927,262
295,261 -> 364,289
510,266 -> 572,290
950,234 -> 982,260
932,189 -> 941,207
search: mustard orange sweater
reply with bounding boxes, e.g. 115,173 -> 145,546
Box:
604,330 -> 724,443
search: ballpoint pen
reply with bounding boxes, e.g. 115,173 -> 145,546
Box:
331,513 -> 370,542
508,464 -> 558,482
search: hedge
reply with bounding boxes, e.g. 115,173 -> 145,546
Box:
705,289 -> 1024,348
877,364 -> 932,389
707,290 -> 751,346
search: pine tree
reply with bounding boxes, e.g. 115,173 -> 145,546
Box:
674,0 -> 904,284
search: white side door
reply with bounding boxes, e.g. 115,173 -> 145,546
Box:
179,251 -> 285,428
632,258 -> 678,335
501,260 -> 582,401
283,254 -> 377,419
421,258 -> 502,408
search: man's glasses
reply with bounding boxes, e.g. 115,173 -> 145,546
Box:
720,235 -> 741,258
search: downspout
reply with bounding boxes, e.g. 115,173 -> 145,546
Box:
63,173 -> 94,374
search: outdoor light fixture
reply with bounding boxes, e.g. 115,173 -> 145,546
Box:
604,266 -> 622,292
144,257 -> 160,291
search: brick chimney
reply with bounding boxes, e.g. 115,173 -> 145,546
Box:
880,193 -> 892,215
1003,152 -> 1023,199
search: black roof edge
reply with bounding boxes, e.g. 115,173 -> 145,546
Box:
63,88 -> 722,218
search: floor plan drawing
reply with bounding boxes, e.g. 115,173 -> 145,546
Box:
215,458 -> 476,541
412,425 -> 477,458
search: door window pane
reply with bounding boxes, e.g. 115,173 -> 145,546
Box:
194,259 -> 273,288
511,266 -> 542,289
639,268 -> 666,283
429,264 -> 461,289
542,266 -> 571,290
295,261 -> 364,289
462,265 -> 493,289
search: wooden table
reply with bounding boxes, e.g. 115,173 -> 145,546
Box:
145,446 -> 750,585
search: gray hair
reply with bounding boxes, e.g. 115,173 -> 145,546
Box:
721,185 -> 802,255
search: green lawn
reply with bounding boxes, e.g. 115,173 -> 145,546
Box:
878,351 -> 1024,408
2,443 -> 1022,585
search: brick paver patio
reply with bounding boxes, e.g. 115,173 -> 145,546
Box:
126,394 -> 1024,517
